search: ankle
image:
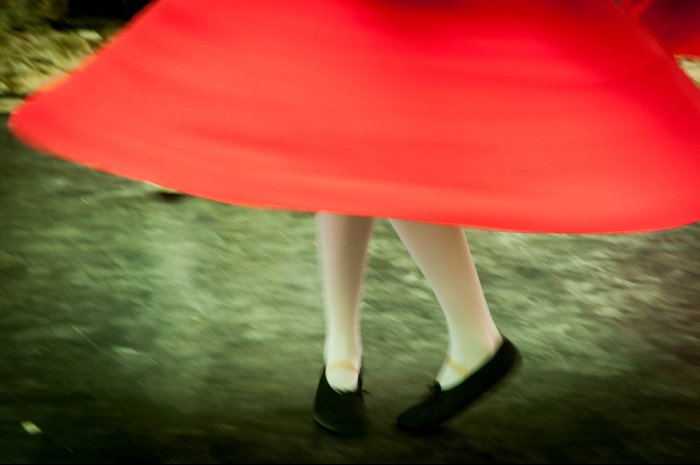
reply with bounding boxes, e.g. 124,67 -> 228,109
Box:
326,360 -> 361,373
438,338 -> 503,389
323,340 -> 362,366
325,360 -> 361,393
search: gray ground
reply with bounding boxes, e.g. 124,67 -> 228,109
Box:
1,113 -> 698,463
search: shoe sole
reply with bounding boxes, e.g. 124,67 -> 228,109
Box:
313,414 -> 366,437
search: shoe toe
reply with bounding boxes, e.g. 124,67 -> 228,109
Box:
313,366 -> 367,436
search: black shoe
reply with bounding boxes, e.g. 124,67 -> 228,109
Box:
313,365 -> 367,436
396,337 -> 521,430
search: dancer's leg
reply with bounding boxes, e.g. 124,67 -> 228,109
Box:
388,219 -> 502,389
316,212 -> 374,392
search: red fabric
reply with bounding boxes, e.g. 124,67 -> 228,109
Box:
621,0 -> 700,56
8,0 -> 700,233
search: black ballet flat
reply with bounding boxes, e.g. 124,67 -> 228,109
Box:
313,364 -> 368,436
396,337 -> 521,430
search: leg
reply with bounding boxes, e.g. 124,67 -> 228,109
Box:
388,218 -> 502,389
316,212 -> 374,392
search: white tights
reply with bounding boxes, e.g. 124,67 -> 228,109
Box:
316,213 -> 502,392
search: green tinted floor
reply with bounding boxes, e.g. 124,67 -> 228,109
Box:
1,115 -> 699,464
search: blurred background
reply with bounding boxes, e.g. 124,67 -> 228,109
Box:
0,0 -> 148,112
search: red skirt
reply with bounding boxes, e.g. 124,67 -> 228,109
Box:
8,0 -> 700,233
